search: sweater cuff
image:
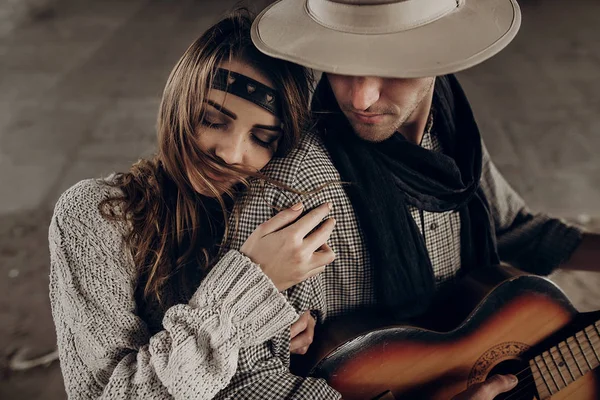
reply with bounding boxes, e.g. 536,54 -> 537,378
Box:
190,250 -> 298,345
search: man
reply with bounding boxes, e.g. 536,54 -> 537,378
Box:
216,0 -> 600,399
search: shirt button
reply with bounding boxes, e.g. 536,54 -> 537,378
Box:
430,222 -> 438,231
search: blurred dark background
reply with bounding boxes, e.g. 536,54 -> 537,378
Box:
0,0 -> 598,399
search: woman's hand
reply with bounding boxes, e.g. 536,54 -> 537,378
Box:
290,311 -> 316,355
240,202 -> 336,292
451,375 -> 518,400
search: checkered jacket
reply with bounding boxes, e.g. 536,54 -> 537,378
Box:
215,130 -> 582,399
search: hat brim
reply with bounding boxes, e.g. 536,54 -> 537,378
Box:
252,0 -> 521,78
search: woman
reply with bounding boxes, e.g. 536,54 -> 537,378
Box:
49,10 -> 335,400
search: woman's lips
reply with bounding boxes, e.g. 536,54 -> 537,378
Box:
205,170 -> 230,183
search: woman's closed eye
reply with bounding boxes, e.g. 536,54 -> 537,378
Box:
201,121 -> 277,152
252,128 -> 281,150
250,132 -> 276,149
201,118 -> 227,130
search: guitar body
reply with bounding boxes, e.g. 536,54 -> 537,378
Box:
299,267 -> 600,400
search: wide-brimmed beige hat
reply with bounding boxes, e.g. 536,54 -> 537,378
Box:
251,0 -> 521,78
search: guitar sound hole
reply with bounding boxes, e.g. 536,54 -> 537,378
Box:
489,359 -> 538,400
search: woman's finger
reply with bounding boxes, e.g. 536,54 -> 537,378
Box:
307,311 -> 316,329
290,327 -> 314,352
290,336 -> 309,352
257,202 -> 304,235
309,244 -> 336,271
304,217 -> 335,253
290,312 -> 316,353
285,202 -> 332,239
290,311 -> 310,339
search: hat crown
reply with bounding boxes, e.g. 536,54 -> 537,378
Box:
307,0 -> 462,34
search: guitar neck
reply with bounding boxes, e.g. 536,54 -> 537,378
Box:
530,319 -> 600,398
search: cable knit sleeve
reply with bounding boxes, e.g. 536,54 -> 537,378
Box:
48,179 -> 298,400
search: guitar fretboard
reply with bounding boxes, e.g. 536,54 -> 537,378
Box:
529,320 -> 600,399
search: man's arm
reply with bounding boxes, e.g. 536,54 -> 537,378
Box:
214,333 -> 340,399
560,232 -> 600,272
479,141 -> 584,275
216,180 -> 342,400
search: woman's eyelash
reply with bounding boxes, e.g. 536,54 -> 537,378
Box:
200,119 -> 275,150
251,135 -> 273,149
201,119 -> 227,130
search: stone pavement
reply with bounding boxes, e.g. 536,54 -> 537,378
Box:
0,0 -> 598,399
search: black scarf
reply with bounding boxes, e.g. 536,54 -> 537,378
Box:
312,75 -> 499,319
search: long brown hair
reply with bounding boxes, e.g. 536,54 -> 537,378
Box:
99,9 -> 312,312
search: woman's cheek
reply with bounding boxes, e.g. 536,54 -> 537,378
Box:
256,147 -> 279,171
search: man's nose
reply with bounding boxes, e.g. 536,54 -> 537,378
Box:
350,77 -> 381,111
214,134 -> 244,165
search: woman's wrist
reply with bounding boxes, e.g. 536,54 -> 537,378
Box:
190,250 -> 298,343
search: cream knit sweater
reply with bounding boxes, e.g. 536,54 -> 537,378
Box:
49,179 -> 299,399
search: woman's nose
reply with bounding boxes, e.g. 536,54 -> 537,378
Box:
350,77 -> 381,111
214,134 -> 244,166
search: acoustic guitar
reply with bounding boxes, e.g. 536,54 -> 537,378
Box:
293,266 -> 600,399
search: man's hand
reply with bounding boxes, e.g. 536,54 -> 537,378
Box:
451,374 -> 518,400
290,311 -> 316,355
561,232 -> 600,272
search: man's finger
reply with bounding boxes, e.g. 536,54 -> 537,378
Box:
482,374 -> 518,397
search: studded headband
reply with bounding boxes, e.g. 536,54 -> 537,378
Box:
210,68 -> 281,118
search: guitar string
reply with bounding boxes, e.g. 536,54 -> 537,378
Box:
502,379 -> 541,400
506,354 -> 597,389
492,345 -> 600,400
501,365 -> 586,400
476,338 -> 600,400
486,368 -> 547,400
501,374 -> 574,400
502,335 -> 599,381
505,364 -> 600,400
508,349 -> 599,383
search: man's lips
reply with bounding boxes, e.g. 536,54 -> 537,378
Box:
350,111 -> 386,124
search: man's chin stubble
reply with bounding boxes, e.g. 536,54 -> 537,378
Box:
351,121 -> 399,143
